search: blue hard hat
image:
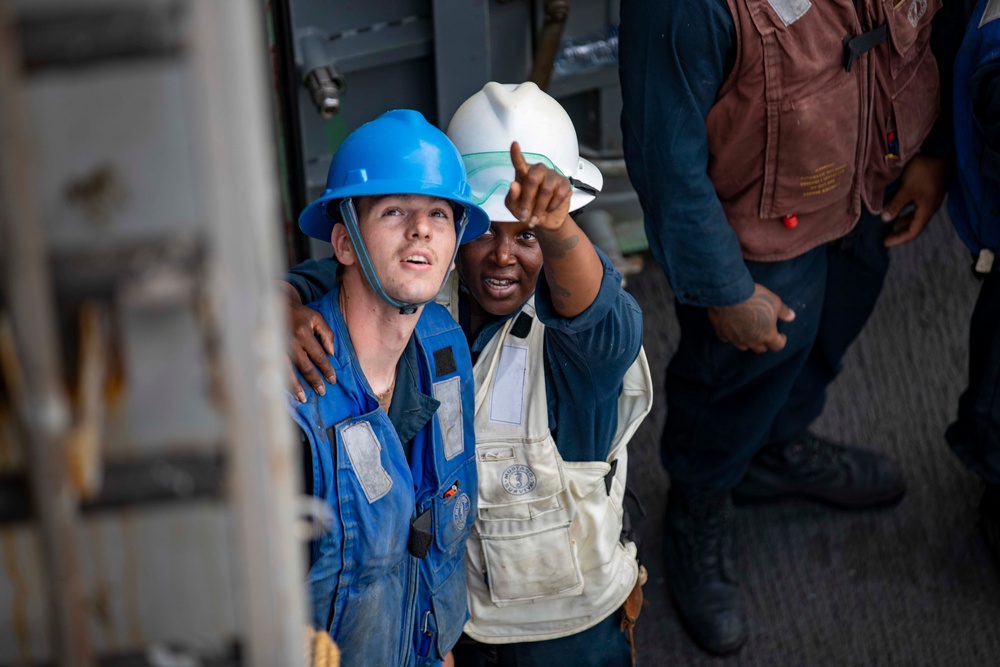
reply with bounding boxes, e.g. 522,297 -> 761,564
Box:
299,109 -> 490,244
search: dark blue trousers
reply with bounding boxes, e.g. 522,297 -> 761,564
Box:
451,608 -> 633,667
662,209 -> 891,491
946,267 -> 1000,486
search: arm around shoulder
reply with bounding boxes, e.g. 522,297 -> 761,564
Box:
287,256 -> 341,304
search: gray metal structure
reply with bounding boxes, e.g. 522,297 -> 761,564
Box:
0,1 -> 307,665
282,0 -> 635,258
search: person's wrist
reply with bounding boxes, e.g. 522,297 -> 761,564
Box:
537,215 -> 583,247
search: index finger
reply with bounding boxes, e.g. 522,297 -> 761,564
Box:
509,141 -> 528,178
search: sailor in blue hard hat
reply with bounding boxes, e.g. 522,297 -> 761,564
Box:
299,108 -> 490,314
288,109 -> 487,666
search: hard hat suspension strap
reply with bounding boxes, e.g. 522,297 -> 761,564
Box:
338,198 -> 469,316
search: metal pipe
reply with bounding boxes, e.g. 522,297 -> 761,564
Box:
299,33 -> 345,119
0,2 -> 94,664
305,64 -> 345,119
187,2 -> 307,663
529,0 -> 569,91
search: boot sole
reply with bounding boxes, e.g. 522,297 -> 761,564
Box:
666,593 -> 748,656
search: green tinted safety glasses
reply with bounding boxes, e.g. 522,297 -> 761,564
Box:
461,151 -> 600,205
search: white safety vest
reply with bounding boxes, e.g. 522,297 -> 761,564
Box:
462,297 -> 653,643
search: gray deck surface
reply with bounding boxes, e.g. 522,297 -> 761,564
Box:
622,212 -> 1000,666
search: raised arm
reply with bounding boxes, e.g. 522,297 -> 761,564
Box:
505,141 -> 603,318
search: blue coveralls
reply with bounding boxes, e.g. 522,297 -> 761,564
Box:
289,285 -> 478,667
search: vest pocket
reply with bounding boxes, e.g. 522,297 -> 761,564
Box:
868,47 -> 940,192
479,522 -> 584,605
890,49 -> 940,163
429,474 -> 475,567
473,435 -> 583,605
475,436 -> 564,509
884,0 -> 941,79
562,459 -> 625,569
760,75 -> 860,220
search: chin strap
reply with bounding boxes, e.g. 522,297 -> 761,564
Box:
338,198 -> 468,315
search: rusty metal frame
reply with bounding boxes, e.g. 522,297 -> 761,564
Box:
0,453 -> 228,525
186,2 -> 307,664
0,1 -> 93,663
1,0 -> 309,663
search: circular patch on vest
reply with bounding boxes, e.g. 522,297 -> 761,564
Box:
453,492 -> 471,530
501,464 -> 537,495
908,0 -> 927,28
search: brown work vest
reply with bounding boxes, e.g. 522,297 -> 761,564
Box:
706,0 -> 941,261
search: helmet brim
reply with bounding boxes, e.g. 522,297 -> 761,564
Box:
299,181 -> 491,244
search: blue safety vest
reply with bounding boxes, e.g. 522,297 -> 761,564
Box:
289,285 -> 477,667
949,0 -> 1000,256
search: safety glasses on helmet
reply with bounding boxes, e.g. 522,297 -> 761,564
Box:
461,151 -> 600,207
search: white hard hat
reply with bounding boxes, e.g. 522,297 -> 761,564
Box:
446,81 -> 603,223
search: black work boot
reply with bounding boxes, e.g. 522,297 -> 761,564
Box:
664,486 -> 747,655
982,484 -> 1000,567
732,432 -> 906,508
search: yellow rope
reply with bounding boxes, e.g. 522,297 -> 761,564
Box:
304,626 -> 341,667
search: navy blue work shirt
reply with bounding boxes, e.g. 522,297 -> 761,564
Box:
388,334 -> 440,459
